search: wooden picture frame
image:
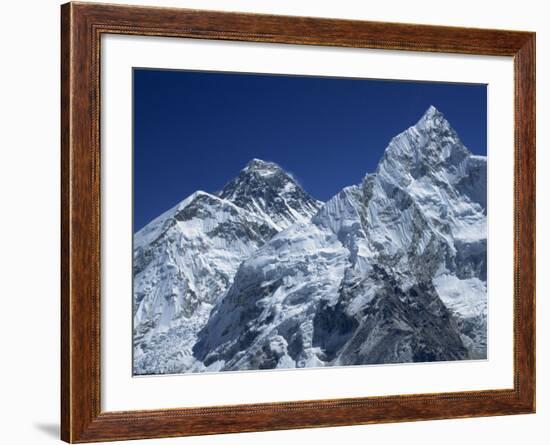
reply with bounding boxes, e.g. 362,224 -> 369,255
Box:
61,2 -> 535,442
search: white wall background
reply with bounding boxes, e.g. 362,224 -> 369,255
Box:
0,1 -> 545,444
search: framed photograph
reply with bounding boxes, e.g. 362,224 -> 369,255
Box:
61,2 -> 535,442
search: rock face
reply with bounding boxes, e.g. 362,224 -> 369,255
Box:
135,106 -> 487,375
219,159 -> 322,230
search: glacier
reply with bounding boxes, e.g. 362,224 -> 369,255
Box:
133,106 -> 487,375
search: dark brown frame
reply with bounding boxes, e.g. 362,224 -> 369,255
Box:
61,2 -> 536,443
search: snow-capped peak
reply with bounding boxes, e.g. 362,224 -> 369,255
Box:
423,104 -> 444,119
244,158 -> 282,174
415,105 -> 456,136
219,159 -> 321,230
376,105 -> 472,185
133,159 -> 323,374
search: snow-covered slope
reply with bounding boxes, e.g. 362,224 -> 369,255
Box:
133,162 -> 321,374
193,106 -> 487,371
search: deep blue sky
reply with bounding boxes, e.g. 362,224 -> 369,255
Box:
134,69 -> 486,231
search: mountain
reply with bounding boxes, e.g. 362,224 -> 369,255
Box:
219,159 -> 322,230
193,106 -> 487,371
133,161 -> 321,374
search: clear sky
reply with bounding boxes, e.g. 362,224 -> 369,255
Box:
134,68 -> 486,231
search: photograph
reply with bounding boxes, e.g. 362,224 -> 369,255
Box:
132,69 -> 488,376
0,0 -> 542,442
